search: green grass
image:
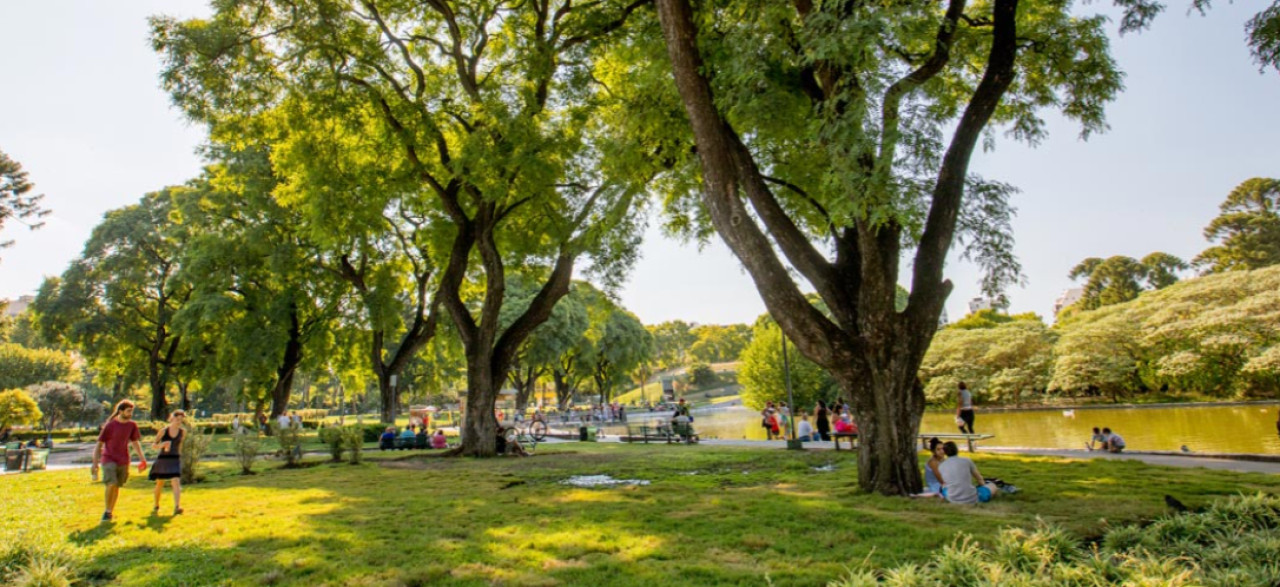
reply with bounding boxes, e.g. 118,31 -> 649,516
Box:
2,444 -> 1279,586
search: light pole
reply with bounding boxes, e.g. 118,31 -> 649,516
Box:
781,327 -> 803,450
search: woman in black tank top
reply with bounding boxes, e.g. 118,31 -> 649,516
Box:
150,410 -> 186,515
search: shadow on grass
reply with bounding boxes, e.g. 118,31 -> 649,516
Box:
38,445 -> 1280,586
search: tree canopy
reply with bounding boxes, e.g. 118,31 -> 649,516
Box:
1194,177 -> 1280,274
0,149 -> 50,256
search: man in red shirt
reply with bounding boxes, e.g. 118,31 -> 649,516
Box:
92,400 -> 147,522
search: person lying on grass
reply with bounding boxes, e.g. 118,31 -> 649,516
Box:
938,441 -> 999,505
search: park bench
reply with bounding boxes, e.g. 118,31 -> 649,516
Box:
393,436 -> 429,450
2,445 -> 50,472
622,422 -> 699,444
831,432 -> 858,451
917,433 -> 994,453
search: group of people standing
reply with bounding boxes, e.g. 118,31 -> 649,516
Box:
761,400 -> 859,442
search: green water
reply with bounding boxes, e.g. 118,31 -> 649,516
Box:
614,404 -> 1280,454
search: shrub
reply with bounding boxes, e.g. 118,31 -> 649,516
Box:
318,426 -> 345,462
180,422 -> 213,484
827,493 -> 1280,586
271,423 -> 303,467
687,362 -> 719,387
340,426 -> 364,464
7,555 -> 74,587
233,432 -> 262,474
359,423 -> 388,443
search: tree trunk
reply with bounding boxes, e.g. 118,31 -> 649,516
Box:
553,370 -> 575,410
148,361 -> 169,421
179,380 -> 191,412
378,371 -> 397,424
841,362 -> 927,495
510,367 -> 539,413
270,305 -> 305,418
458,354 -> 499,456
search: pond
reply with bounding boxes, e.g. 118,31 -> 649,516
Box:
606,403 -> 1280,454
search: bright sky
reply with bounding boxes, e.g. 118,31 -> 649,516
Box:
1,1 -> 1277,327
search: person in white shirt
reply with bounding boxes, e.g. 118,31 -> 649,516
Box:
796,414 -> 816,442
937,442 -> 999,504
277,413 -> 292,431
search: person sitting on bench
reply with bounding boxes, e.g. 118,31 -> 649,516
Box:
938,441 -> 999,504
378,427 -> 396,451
431,429 -> 448,449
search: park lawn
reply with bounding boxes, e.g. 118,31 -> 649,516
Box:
3,444 -> 1279,586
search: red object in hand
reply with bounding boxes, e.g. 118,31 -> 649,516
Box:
137,461 -> 148,473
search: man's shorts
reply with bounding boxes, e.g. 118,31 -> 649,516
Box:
977,485 -> 992,503
102,462 -> 130,486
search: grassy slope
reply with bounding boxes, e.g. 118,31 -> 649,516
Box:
3,444 -> 1279,586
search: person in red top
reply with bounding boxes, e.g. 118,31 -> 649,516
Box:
92,400 -> 147,522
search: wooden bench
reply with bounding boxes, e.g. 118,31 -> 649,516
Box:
918,433 -> 994,453
831,432 -> 858,451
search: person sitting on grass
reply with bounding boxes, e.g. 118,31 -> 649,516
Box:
924,437 -> 946,496
379,427 -> 396,451
833,412 -> 857,435
1087,427 -> 1108,451
1103,427 -> 1126,453
938,441 -> 999,505
431,429 -> 448,449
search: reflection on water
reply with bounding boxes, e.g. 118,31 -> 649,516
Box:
609,404 -> 1280,454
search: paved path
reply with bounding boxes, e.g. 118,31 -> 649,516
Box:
694,439 -> 1280,475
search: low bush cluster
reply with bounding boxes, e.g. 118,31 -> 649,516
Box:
829,493 -> 1280,586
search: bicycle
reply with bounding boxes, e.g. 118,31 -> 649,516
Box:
503,425 -> 538,455
523,418 -> 548,442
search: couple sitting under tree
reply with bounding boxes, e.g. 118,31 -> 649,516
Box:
922,438 -> 1008,504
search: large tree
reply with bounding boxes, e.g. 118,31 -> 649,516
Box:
645,0 -> 1151,494
1194,177 -> 1280,273
1066,252 -> 1186,313
0,148 -> 50,256
175,153 -> 342,419
35,191 -> 194,419
154,0 -> 653,454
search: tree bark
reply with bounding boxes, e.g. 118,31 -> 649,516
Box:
269,304 -> 304,418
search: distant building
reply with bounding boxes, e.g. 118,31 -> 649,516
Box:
1053,288 -> 1084,317
3,295 -> 34,317
967,297 -> 997,315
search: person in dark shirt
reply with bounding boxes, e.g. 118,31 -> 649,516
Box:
92,400 -> 147,522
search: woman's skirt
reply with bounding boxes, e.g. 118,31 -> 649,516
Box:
149,455 -> 182,480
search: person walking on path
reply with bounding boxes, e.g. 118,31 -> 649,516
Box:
815,401 -> 831,441
150,410 -> 186,515
92,400 -> 147,523
956,382 -> 975,435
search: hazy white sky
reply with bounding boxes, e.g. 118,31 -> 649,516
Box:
1,1 -> 1277,326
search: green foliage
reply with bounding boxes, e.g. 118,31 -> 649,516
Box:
1194,177 -> 1280,274
271,422 -> 304,467
0,343 -> 74,390
648,321 -> 698,370
948,309 -> 1041,330
739,324 -> 839,411
0,389 -> 42,431
180,421 -> 214,484
232,431 -> 262,474
340,426 -> 364,464
0,148 -> 50,255
26,381 -> 84,433
685,362 -> 719,388
830,493 -> 1280,586
688,324 -> 752,364
1066,252 -> 1186,313
921,318 -> 1056,404
1052,265 -> 1280,398
33,190 -> 194,418
318,426 -> 345,462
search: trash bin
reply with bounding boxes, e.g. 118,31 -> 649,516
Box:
586,428 -> 598,442
578,426 -> 588,442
